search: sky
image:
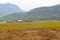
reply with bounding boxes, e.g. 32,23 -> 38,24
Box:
0,0 -> 60,11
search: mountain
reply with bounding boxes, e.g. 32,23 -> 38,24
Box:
1,4 -> 60,21
0,12 -> 26,21
0,3 -> 23,17
24,4 -> 60,20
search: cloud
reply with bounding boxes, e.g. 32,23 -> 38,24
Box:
0,0 -> 60,11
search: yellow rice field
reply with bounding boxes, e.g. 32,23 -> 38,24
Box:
0,21 -> 60,32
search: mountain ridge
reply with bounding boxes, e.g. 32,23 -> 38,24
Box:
0,4 -> 60,21
0,3 -> 23,17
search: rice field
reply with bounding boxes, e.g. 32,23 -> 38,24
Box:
0,21 -> 60,32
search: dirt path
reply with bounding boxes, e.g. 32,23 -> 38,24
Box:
0,28 -> 60,40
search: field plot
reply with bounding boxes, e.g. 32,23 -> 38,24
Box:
0,21 -> 60,32
0,21 -> 60,40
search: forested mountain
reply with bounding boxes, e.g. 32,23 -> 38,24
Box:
0,3 -> 23,17
1,4 -> 60,21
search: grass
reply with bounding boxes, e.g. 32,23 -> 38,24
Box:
0,21 -> 60,32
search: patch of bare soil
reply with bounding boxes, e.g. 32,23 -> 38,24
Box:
0,28 -> 60,40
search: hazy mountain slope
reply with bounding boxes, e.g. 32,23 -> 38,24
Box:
24,4 -> 60,20
0,12 -> 26,21
1,4 -> 60,21
0,3 -> 22,17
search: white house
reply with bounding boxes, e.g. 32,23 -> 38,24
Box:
3,21 -> 6,23
17,20 -> 23,22
3,20 -> 14,23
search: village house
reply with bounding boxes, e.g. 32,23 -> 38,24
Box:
3,20 -> 15,23
17,20 -> 23,22
3,20 -> 23,23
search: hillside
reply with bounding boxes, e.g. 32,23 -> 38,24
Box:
25,4 -> 60,20
0,12 -> 26,21
0,3 -> 23,17
1,4 -> 60,21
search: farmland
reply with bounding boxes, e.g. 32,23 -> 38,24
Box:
0,21 -> 60,40
0,21 -> 60,32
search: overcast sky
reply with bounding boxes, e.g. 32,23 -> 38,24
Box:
0,0 -> 60,11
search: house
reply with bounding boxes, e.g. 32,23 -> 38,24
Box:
3,20 -> 23,23
3,20 -> 15,23
3,21 -> 6,23
17,20 -> 23,22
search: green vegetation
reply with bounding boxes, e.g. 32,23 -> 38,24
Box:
1,4 -> 60,21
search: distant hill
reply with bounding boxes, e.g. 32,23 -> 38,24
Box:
24,4 -> 60,20
0,12 -> 26,21
0,3 -> 23,17
1,4 -> 60,21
